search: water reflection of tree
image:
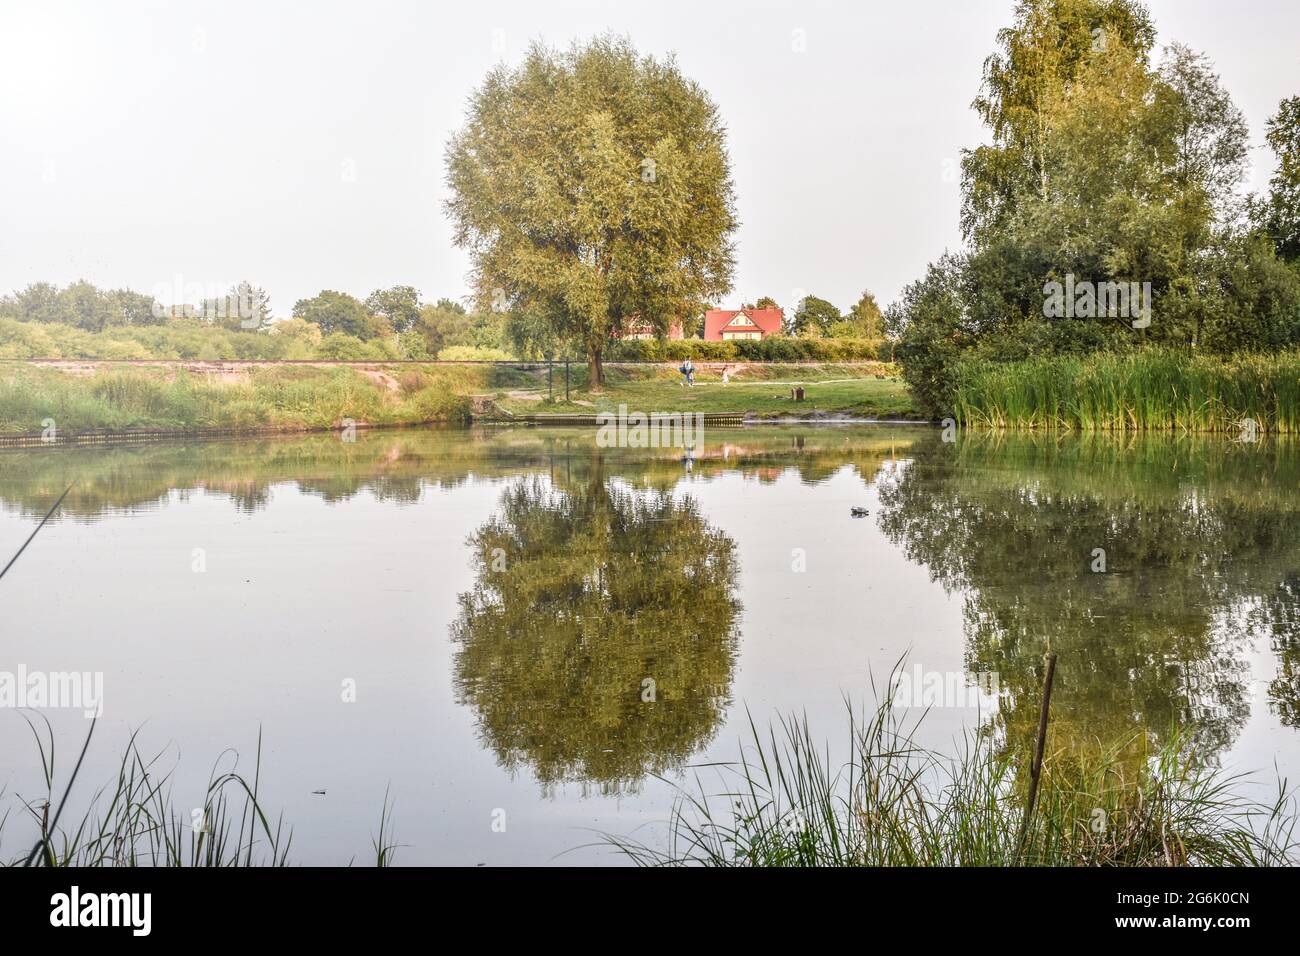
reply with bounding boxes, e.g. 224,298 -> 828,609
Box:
1250,572 -> 1300,728
0,427 -> 925,519
876,433 -> 1300,762
451,472 -> 741,794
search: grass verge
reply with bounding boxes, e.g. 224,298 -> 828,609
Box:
0,363 -> 535,436
493,362 -> 917,419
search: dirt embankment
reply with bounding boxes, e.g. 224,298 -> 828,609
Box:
19,359 -> 417,385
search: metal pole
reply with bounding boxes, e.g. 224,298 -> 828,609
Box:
548,360 -> 553,401
565,360 -> 570,402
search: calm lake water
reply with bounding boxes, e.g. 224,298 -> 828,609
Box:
1,425 -> 1297,864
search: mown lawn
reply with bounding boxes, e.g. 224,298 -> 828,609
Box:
492,363 -> 919,419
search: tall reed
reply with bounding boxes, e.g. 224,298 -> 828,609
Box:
2,717 -> 395,867
953,349 -> 1300,433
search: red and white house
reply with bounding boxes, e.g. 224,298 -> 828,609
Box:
704,307 -> 784,341
615,307 -> 785,341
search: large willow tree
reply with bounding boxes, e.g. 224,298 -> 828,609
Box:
444,35 -> 737,389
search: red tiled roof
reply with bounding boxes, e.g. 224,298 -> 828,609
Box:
704,308 -> 784,340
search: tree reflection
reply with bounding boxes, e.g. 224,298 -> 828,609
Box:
876,432 -> 1300,762
451,471 -> 741,793
1251,572 -> 1300,729
0,427 -> 925,519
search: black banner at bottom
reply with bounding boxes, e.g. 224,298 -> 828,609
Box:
0,865 -> 1282,941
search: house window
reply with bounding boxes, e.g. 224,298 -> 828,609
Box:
722,331 -> 761,340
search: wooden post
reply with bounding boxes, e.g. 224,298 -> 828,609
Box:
1016,652 -> 1058,862
548,360 -> 553,401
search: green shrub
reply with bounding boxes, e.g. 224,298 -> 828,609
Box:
316,333 -> 377,360
437,345 -> 514,361
0,317 -> 58,358
607,338 -> 663,361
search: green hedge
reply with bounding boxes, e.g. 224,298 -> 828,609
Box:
0,314 -> 889,364
607,337 -> 885,362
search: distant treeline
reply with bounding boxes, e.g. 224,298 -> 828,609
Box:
0,282 -> 512,361
0,281 -> 885,363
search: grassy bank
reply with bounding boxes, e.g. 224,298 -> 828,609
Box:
0,363 -> 538,436
0,361 -> 917,437
953,350 -> 1300,432
607,687 -> 1299,867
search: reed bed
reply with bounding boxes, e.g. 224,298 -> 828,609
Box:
606,684 -> 1298,867
953,350 -> 1300,433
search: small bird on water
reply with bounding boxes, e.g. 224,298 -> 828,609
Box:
850,507 -> 870,518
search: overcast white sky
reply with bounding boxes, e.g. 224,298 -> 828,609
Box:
2,0 -> 1297,316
